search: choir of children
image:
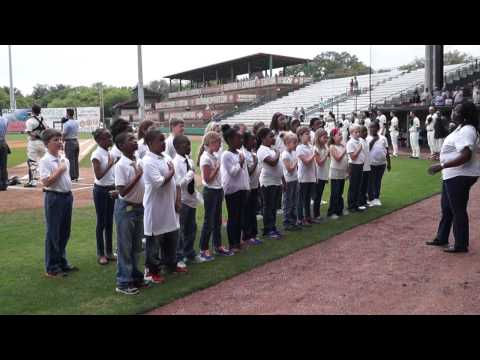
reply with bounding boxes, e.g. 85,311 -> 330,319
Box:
39,114 -> 392,295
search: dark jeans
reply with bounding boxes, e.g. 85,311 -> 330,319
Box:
436,176 -> 478,249
64,139 -> 79,180
145,230 -> 178,274
177,204 -> 197,260
359,170 -> 370,206
244,188 -> 259,240
283,181 -> 298,226
225,190 -> 247,249
114,199 -> 144,288
261,185 -> 282,234
298,182 -> 315,220
328,179 -> 345,216
348,163 -> 364,210
44,191 -> 73,273
0,141 -> 8,189
368,164 -> 386,201
199,187 -> 223,251
93,184 -> 115,257
313,180 -> 327,218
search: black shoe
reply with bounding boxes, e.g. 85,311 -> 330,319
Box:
425,239 -> 448,246
443,246 -> 468,253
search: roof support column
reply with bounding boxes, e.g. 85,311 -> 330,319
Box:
202,72 -> 205,86
269,54 -> 273,78
216,69 -> 219,84
248,62 -> 251,79
231,66 -> 234,82
169,79 -> 172,92
180,79 -> 182,91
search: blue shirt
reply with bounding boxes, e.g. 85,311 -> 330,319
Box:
0,116 -> 8,139
63,119 -> 79,139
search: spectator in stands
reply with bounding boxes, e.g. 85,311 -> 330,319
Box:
293,107 -> 300,120
454,87 -> 464,105
350,78 -> 354,94
473,81 -> 480,104
300,107 -> 305,122
434,91 -> 446,107
421,88 -> 432,106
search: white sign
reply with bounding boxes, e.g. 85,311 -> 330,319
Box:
77,107 -> 101,133
41,108 -> 67,128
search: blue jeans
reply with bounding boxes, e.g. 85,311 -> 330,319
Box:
44,191 -> 73,273
177,204 -> 197,261
93,184 -> 115,257
283,181 -> 298,226
199,187 -> 223,251
114,199 -> 144,288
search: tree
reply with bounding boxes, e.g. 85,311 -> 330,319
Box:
285,51 -> 373,80
399,50 -> 474,71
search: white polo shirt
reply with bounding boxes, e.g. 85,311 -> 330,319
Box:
114,155 -> 145,204
440,125 -> 480,180
361,138 -> 371,172
281,150 -> 298,183
90,146 -> 115,186
346,138 -> 365,164
409,117 -> 420,133
110,144 -> 123,162
314,145 -> 329,181
173,153 -> 198,208
142,150 -> 179,236
296,143 -> 316,183
244,149 -> 261,190
39,152 -> 72,193
389,117 -> 399,133
164,134 -> 177,159
257,145 -> 283,186
199,151 -> 222,189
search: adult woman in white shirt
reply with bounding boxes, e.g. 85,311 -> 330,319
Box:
427,102 -> 480,253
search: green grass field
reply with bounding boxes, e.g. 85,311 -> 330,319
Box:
0,154 -> 441,315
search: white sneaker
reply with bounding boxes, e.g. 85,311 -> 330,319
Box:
375,199 -> 382,206
358,206 -> 367,211
329,214 -> 339,220
343,210 -> 350,216
177,261 -> 187,269
193,254 -> 206,264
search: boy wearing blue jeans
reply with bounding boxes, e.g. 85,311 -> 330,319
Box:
39,129 -> 78,278
114,132 -> 151,295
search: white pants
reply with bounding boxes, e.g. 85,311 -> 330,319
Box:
427,131 -> 435,155
27,140 -> 46,162
409,132 -> 420,158
390,131 -> 399,156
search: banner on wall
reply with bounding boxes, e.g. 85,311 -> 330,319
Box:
76,107 -> 101,133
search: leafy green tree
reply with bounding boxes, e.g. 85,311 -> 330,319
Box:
285,51 -> 372,80
399,50 -> 474,71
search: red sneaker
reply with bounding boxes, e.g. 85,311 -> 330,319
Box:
144,270 -> 165,284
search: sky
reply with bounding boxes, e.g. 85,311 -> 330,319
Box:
0,45 -> 479,95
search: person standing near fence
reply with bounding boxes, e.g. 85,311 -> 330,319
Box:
389,111 -> 399,157
62,109 -> 80,181
425,106 -> 437,159
25,105 -> 47,187
408,111 -> 421,159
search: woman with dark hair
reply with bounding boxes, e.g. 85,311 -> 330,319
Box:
427,102 -> 480,253
270,112 -> 287,152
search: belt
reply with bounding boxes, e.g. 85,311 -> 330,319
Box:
43,189 -> 72,195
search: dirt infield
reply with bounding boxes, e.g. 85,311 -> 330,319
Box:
149,182 -> 480,315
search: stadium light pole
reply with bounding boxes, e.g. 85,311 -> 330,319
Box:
8,45 -> 16,110
137,45 -> 145,122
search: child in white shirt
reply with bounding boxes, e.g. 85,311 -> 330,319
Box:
281,132 -> 301,231
327,128 -> 348,219
313,129 -> 329,220
346,124 -> 366,212
164,118 -> 185,159
296,126 -> 317,226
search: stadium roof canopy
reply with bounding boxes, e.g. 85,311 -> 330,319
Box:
164,53 -> 310,83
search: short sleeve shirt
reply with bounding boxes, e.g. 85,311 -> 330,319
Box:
91,146 -> 115,186
199,151 -> 221,189
367,135 -> 388,166
114,155 -> 145,204
281,150 -> 298,183
63,119 -> 79,139
314,145 -> 329,180
296,144 -> 316,183
39,152 -> 72,192
257,145 -> 283,186
440,125 -> 480,180
244,149 -> 261,189
346,138 -> 365,164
